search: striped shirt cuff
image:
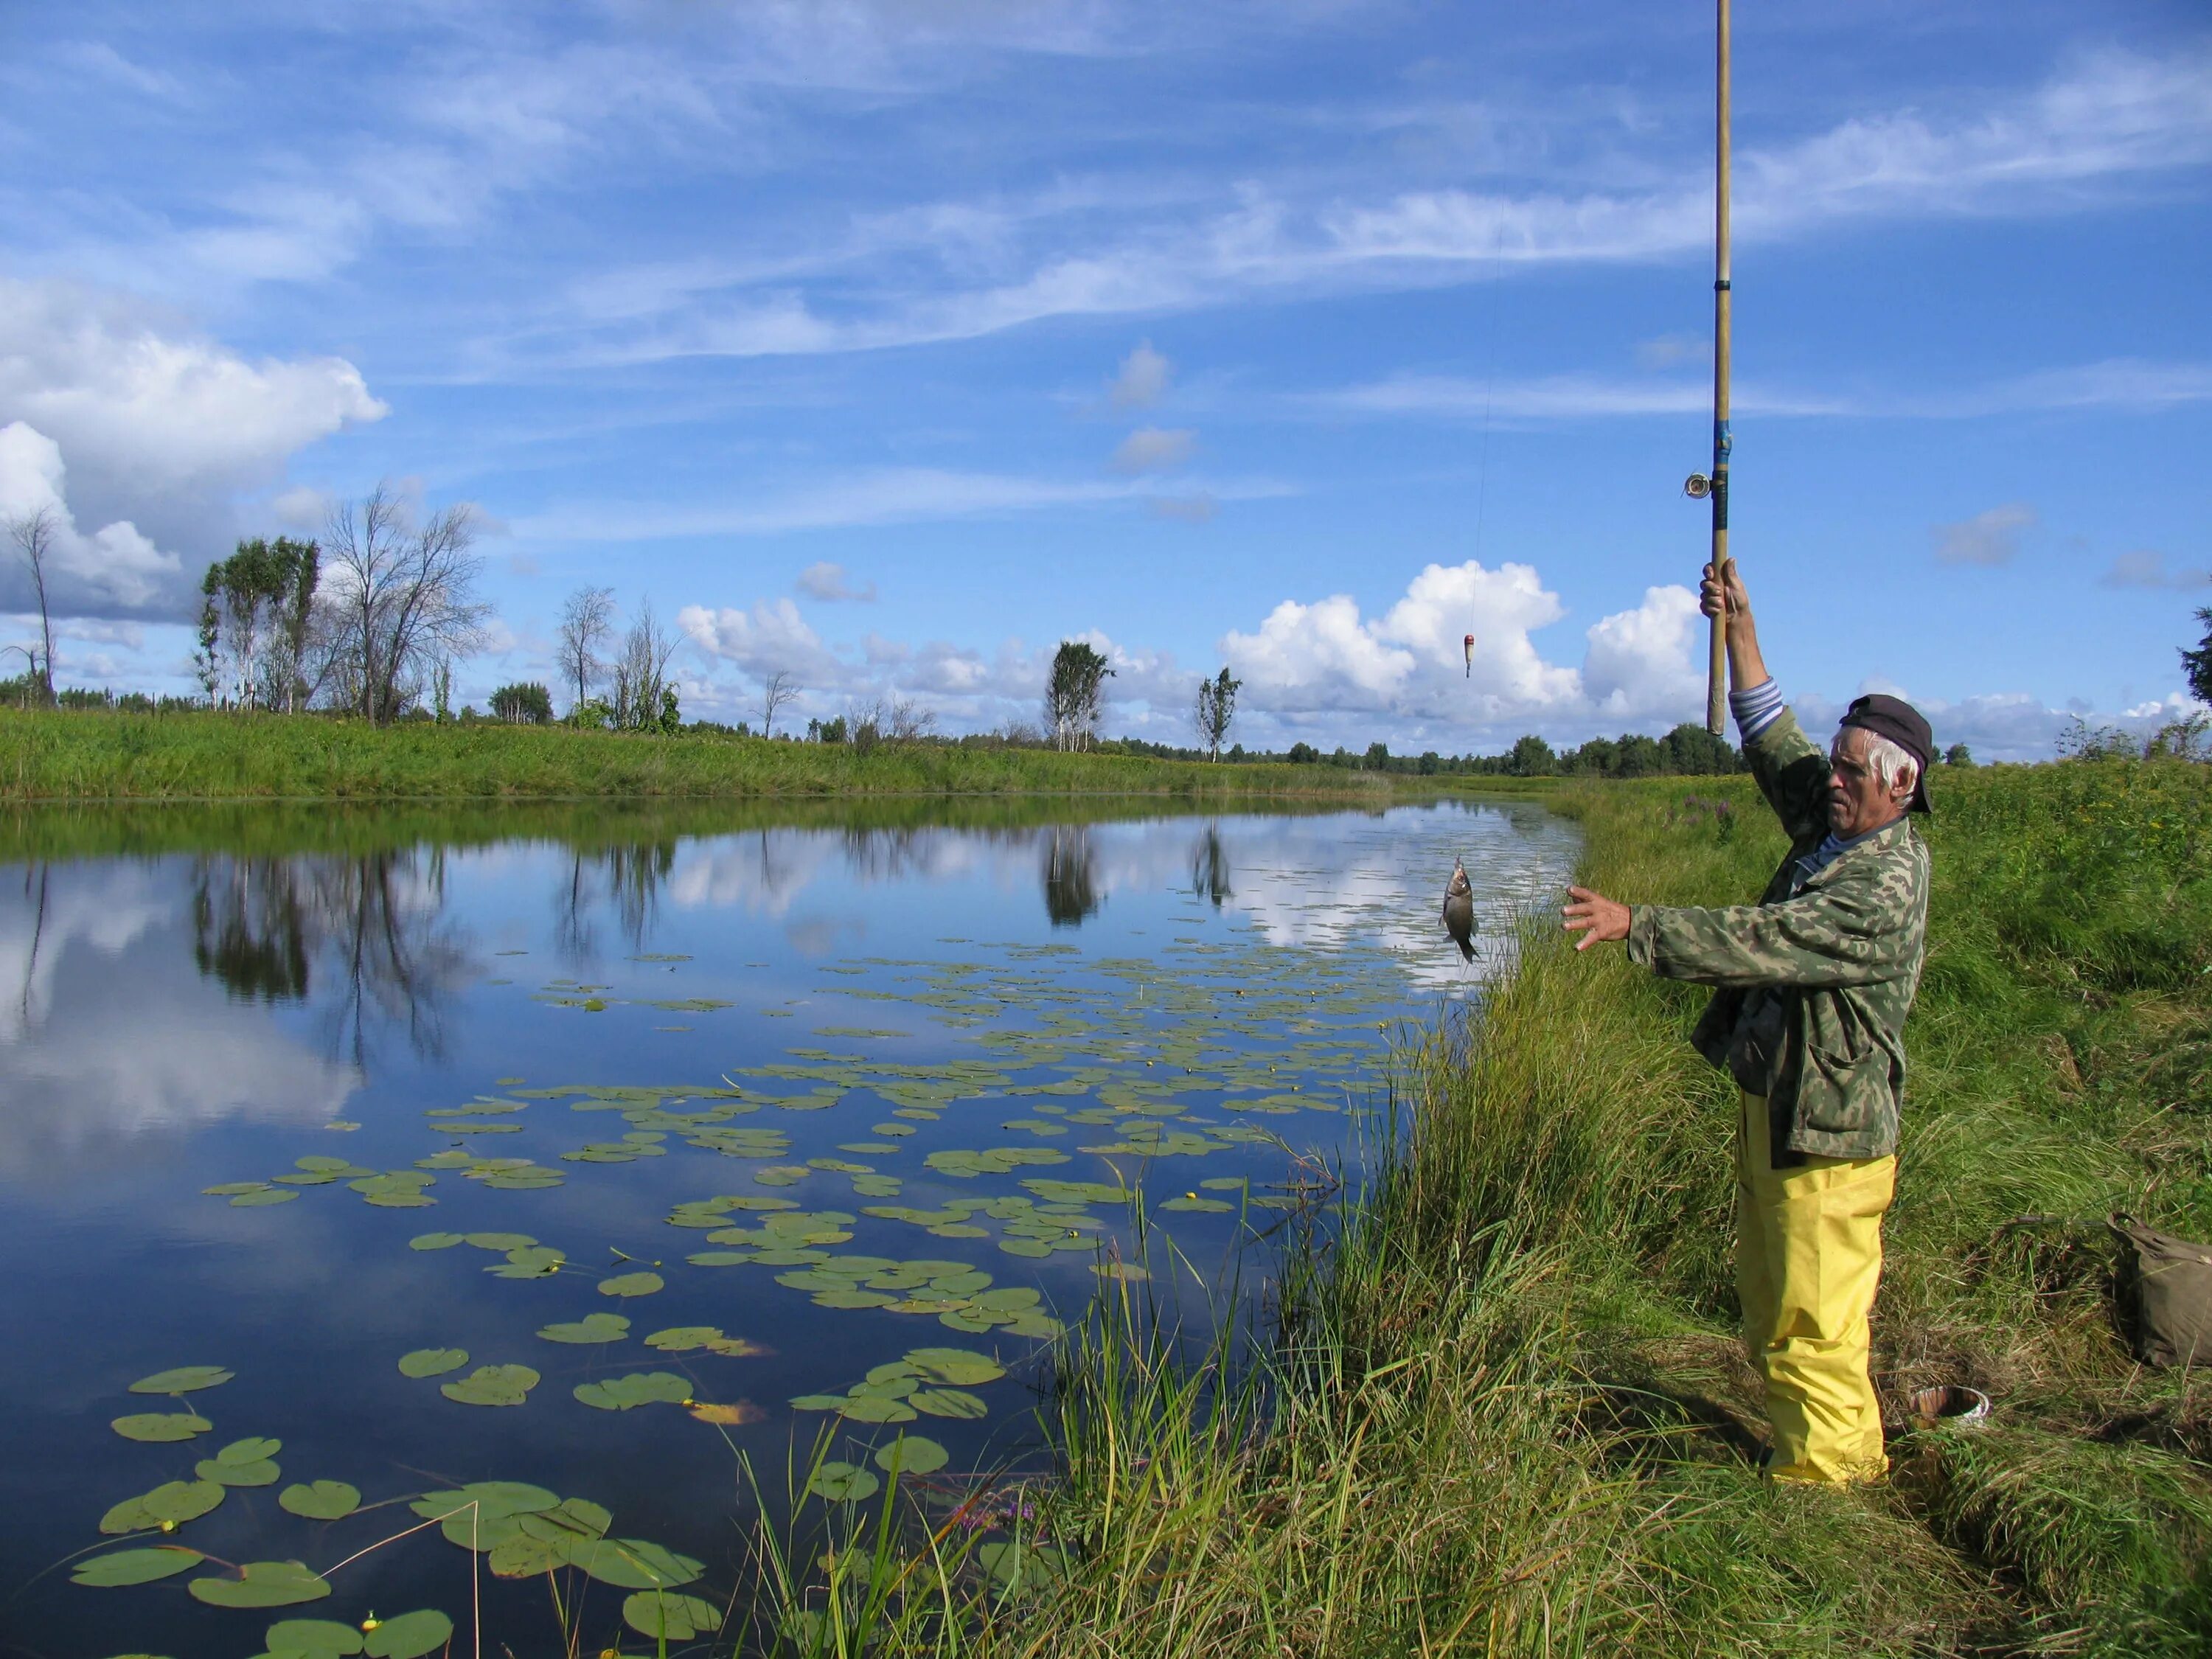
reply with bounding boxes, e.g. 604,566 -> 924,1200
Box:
1729,678 -> 1784,741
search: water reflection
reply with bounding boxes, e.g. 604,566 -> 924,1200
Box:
1189,821 -> 1233,910
1043,825 -> 1101,928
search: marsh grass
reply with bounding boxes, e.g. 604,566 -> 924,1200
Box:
804,759 -> 2212,1658
0,709 -> 1393,803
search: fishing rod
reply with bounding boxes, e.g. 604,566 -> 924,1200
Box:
1683,0 -> 1733,736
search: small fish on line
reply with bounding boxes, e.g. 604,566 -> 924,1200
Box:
1442,858 -> 1476,962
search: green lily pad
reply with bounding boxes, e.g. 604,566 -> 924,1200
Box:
538,1312 -> 630,1343
71,1545 -> 204,1585
278,1481 -> 361,1520
465,1231 -> 535,1251
128,1366 -> 233,1395
229,1187 -> 299,1206
574,1372 -> 693,1411
622,1590 -> 723,1641
908,1388 -> 989,1419
409,1232 -> 465,1250
101,1480 -> 224,1533
488,1245 -> 566,1279
597,1272 -> 664,1298
874,1435 -> 950,1476
361,1610 -> 455,1658
215,1435 -> 282,1464
439,1364 -> 539,1407
563,1537 -> 704,1589
111,1413 -> 210,1444
196,1454 -> 280,1487
188,1559 -> 331,1607
836,1394 -> 917,1424
807,1461 -> 881,1503
642,1326 -> 723,1352
411,1482 -> 558,1524
398,1348 -> 469,1378
263,1616 -> 363,1655
905,1347 -> 1006,1385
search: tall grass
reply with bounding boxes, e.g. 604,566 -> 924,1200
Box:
810,759 -> 2212,1658
0,709 -> 1396,802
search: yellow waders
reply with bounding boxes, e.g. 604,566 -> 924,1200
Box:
1736,1091 -> 1895,1484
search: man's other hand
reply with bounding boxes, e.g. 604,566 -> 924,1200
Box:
1562,886 -> 1632,951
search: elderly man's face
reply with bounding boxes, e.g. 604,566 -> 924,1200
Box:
1826,728 -> 1913,838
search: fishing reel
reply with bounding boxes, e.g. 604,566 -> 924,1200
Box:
1683,473 -> 1713,499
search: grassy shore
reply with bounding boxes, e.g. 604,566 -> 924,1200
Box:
0,709 -> 1393,802
762,758 -> 2212,1658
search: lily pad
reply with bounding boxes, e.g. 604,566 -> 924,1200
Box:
111,1413 -> 210,1444
597,1272 -> 664,1298
361,1610 -> 455,1659
229,1187 -> 299,1206
465,1231 -> 536,1251
263,1617 -> 363,1655
908,1388 -> 990,1419
642,1326 -> 723,1352
538,1312 -> 630,1343
278,1481 -> 361,1520
622,1590 -> 724,1641
439,1364 -> 538,1407
215,1435 -> 282,1464
128,1366 -> 233,1395
563,1537 -> 704,1589
188,1559 -> 331,1607
836,1394 -> 918,1425
101,1480 -> 223,1533
807,1461 -> 881,1503
408,1232 -> 465,1251
874,1435 -> 950,1476
72,1545 -> 204,1585
196,1452 -> 281,1487
688,1400 -> 765,1425
905,1347 -> 1006,1385
398,1348 -> 469,1378
574,1372 -> 692,1411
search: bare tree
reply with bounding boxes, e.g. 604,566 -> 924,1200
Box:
557,585 -> 616,714
760,669 -> 796,739
7,509 -> 57,705
611,600 -> 678,730
321,484 -> 490,723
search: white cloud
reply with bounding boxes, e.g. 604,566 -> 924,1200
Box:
678,597 -> 846,686
1933,503 -> 2037,567
1110,341 -> 1172,407
0,422 -> 181,611
2101,549 -> 2212,590
1110,426 -> 1195,473
1583,585 -> 1704,716
796,561 -> 877,602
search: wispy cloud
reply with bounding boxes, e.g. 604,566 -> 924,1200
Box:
515,467 -> 1295,542
2101,550 -> 2212,591
1933,504 -> 2036,567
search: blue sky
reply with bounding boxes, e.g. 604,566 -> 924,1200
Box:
1,0 -> 2206,757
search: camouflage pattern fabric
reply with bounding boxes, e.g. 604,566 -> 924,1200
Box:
1626,706 -> 1930,1162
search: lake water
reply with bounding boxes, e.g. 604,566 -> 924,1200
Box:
2,796 -> 1576,1657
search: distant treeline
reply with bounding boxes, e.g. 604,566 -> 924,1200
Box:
1113,721 -> 1745,779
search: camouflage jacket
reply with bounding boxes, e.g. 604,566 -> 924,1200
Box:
1625,706 -> 1930,1163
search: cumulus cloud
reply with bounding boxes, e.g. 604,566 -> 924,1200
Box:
0,280 -> 385,613
1933,503 -> 2036,566
796,560 -> 877,602
1110,427 -> 1195,473
2101,549 -> 2211,590
678,597 -> 845,686
1109,341 -> 1172,407
0,422 -> 181,611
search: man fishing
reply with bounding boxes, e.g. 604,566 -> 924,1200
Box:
1559,557 -> 1934,1486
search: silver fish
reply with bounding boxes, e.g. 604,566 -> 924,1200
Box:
1442,858 -> 1476,962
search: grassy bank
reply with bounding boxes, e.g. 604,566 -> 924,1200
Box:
777,759 -> 2212,1657
0,709 -> 1394,802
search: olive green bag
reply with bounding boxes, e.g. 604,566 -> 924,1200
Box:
2111,1214 -> 2212,1368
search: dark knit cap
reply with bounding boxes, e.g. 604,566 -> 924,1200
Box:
1840,694 -> 1934,814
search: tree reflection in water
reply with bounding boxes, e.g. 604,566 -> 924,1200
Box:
190,849 -> 473,1068
556,838 -> 676,960
1189,821 -> 1233,909
1043,825 -> 1100,928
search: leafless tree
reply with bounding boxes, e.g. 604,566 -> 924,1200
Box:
888,695 -> 936,742
557,585 -> 616,714
760,669 -> 797,739
7,509 -> 58,705
610,600 -> 678,730
321,484 -> 490,723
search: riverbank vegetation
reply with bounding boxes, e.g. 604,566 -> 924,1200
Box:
772,755 -> 2212,1657
0,709 -> 1401,802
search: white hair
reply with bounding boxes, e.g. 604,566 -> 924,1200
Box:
1837,728 -> 1919,796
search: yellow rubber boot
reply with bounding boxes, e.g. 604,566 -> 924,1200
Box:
1736,1091 -> 1896,1485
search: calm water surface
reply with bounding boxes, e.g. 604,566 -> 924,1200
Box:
2,796 -> 1574,1658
